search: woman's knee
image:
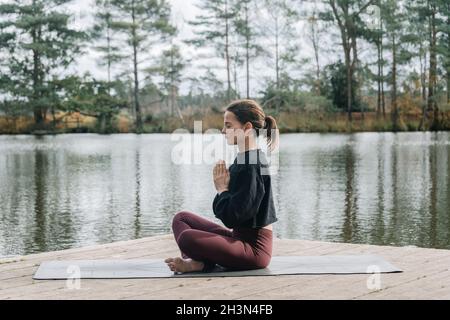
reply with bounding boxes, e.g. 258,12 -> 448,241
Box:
172,210 -> 193,228
254,255 -> 271,269
177,230 -> 198,251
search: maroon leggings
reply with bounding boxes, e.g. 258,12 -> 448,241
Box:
171,210 -> 273,272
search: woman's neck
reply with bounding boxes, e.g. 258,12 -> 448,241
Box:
238,138 -> 258,153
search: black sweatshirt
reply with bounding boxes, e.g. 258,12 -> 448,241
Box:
212,148 -> 278,229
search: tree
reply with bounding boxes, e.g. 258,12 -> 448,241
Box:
234,0 -> 265,98
188,0 -> 239,101
322,61 -> 361,112
321,0 -> 376,122
408,0 -> 444,130
229,35 -> 243,98
437,0 -> 450,104
146,45 -> 185,118
0,0 -> 85,126
361,2 -> 387,119
91,0 -> 124,88
260,0 -> 299,113
110,0 -> 175,132
307,9 -> 325,95
383,0 -> 415,131
426,0 -> 440,129
61,74 -> 127,133
0,12 -> 16,110
405,0 -> 429,127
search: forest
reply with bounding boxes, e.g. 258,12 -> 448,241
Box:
0,0 -> 449,134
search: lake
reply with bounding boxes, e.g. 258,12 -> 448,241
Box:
1,132 -> 449,257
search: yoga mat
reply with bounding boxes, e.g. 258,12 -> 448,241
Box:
33,255 -> 402,279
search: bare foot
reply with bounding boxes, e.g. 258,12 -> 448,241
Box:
164,257 -> 204,273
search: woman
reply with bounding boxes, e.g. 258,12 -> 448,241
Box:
165,99 -> 279,273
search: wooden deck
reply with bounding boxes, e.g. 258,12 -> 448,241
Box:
1,234 -> 450,300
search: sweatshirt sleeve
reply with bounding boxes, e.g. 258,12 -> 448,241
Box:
212,165 -> 265,228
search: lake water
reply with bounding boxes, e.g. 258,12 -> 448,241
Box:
1,132 -> 449,257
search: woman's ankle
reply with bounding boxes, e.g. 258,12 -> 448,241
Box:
189,259 -> 205,272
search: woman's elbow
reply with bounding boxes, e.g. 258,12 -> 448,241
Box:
222,218 -> 236,229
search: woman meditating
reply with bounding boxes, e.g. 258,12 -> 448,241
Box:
165,99 -> 279,273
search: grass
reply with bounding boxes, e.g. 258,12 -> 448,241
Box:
1,110 -> 450,134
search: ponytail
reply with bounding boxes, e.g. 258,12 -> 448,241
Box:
264,115 -> 279,152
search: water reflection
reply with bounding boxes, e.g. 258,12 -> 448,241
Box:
342,139 -> 358,243
134,149 -> 141,239
1,132 -> 450,257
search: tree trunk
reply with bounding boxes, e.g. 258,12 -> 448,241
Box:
351,34 -> 362,121
376,39 -> 381,119
391,35 -> 399,131
107,14 -> 112,95
245,3 -> 250,99
376,19 -> 383,119
170,49 -> 174,116
381,31 -> 386,119
131,0 -> 142,132
336,1 -> 352,122
447,4 -> 450,104
345,46 -> 352,122
418,47 -> 428,131
420,49 -> 427,103
428,6 -> 439,130
275,16 -> 280,114
225,0 -> 232,101
447,69 -> 450,105
310,15 -> 321,95
275,16 -> 279,90
32,8 -> 44,125
233,54 -> 239,98
99,113 -> 106,133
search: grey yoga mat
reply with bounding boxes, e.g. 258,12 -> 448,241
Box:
33,255 -> 402,279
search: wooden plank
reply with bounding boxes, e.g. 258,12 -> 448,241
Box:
236,246 -> 450,299
9,243 -> 330,298
1,234 -> 450,300
0,239 -> 346,300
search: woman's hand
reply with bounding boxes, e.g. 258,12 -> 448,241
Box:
213,160 -> 230,194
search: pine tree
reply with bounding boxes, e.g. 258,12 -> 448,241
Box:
146,45 -> 185,117
260,0 -> 298,113
436,0 -> 450,104
382,0 -> 416,131
408,0 -> 444,130
188,0 -> 239,101
91,0 -> 124,88
0,0 -> 85,126
307,9 -> 324,96
234,0 -> 264,98
321,0 -> 377,122
109,0 -> 175,132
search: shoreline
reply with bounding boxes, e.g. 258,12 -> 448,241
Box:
2,111 -> 450,135
1,129 -> 450,136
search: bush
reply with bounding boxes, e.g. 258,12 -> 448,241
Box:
322,61 -> 364,112
260,86 -> 334,113
144,114 -> 153,123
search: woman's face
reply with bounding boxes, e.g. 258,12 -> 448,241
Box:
222,111 -> 252,145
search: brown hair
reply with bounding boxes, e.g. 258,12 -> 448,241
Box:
226,99 -> 279,152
